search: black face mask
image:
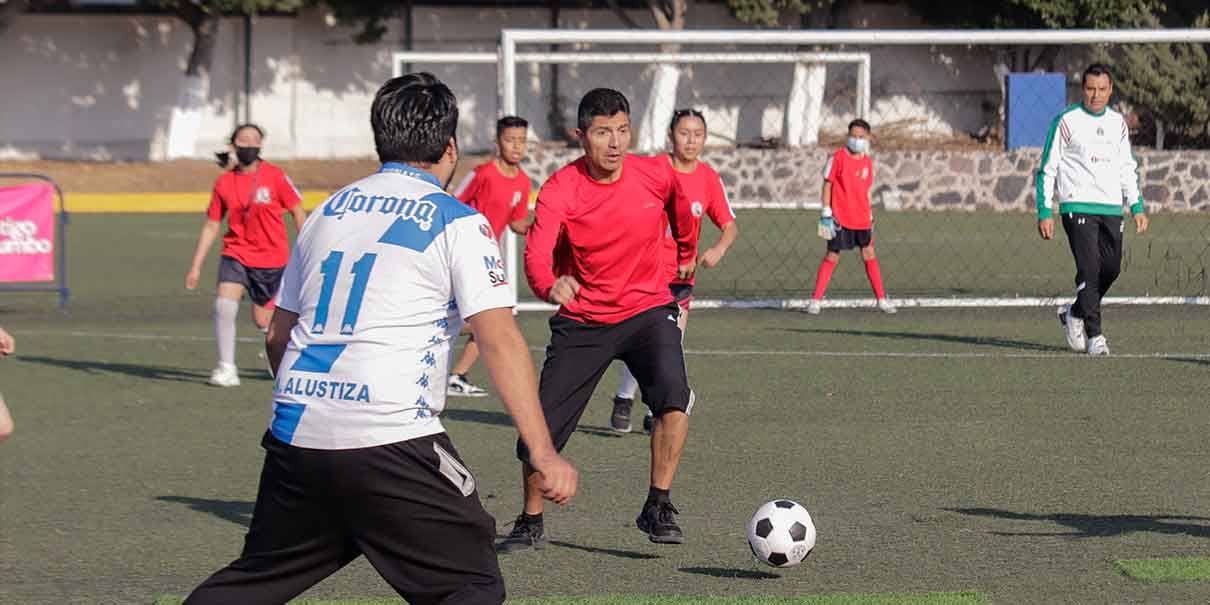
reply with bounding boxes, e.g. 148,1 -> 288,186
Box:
235,146 -> 261,166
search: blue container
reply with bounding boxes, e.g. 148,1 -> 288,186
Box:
1005,73 -> 1067,150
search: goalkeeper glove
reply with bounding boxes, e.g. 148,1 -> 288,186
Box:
818,208 -> 836,240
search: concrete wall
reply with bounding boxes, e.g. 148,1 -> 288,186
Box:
0,3 -> 1090,160
519,147 -> 1210,213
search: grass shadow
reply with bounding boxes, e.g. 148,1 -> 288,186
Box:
787,328 -> 1068,353
679,566 -> 780,579
549,539 -> 660,560
158,496 -> 253,528
1166,356 -> 1210,367
17,355 -> 271,383
946,507 -> 1210,538
575,425 -> 625,439
442,407 -> 514,427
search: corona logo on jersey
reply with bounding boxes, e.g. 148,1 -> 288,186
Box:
322,186 -> 438,231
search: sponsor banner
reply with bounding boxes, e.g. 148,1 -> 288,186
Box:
0,182 -> 55,282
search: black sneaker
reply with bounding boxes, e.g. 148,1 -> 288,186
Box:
642,410 -> 654,433
610,396 -> 633,433
496,515 -> 546,553
636,501 -> 684,544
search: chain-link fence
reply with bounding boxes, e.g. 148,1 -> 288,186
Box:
399,29 -> 1210,307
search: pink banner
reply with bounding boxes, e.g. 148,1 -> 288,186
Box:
0,182 -> 56,283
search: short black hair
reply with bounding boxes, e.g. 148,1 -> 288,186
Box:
497,116 -> 528,137
1083,63 -> 1113,86
848,119 -> 872,134
370,72 -> 458,164
229,123 -> 264,145
577,88 -> 630,132
669,108 -> 706,132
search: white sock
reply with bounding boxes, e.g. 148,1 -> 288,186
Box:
616,364 -> 639,400
214,298 -> 239,368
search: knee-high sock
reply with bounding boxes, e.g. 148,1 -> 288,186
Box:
215,298 -> 239,368
813,258 -> 837,300
864,258 -> 886,299
616,364 -> 639,400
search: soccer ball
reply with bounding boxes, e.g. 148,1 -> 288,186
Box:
746,499 -> 816,567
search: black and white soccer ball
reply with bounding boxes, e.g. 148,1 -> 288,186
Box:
746,499 -> 816,567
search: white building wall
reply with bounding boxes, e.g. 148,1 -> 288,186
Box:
0,5 -> 1016,161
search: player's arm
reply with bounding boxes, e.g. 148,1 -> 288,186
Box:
524,181 -> 578,304
508,182 -> 534,235
1119,120 -> 1148,234
467,308 -> 576,504
186,220 -> 223,290
288,205 -> 307,231
1035,113 -> 1066,240
699,177 -> 739,269
665,174 -> 699,281
265,307 -> 298,377
451,168 -> 481,203
818,157 -> 837,240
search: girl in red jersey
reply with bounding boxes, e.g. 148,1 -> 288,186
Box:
610,108 -> 740,434
185,124 -> 307,387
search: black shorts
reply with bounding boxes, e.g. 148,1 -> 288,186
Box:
218,256 -> 284,307
185,431 -> 504,605
826,227 -> 873,252
516,303 -> 693,463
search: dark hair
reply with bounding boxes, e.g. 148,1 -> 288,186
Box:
497,116 -> 528,137
1082,63 -> 1113,86
577,88 -> 630,132
848,119 -> 872,134
229,123 -> 264,145
668,108 -> 706,132
370,72 -> 459,164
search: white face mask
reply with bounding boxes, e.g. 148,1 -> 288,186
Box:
847,136 -> 869,155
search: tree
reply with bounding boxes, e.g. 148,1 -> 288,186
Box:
159,0 -> 304,159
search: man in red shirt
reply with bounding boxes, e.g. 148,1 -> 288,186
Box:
806,119 -> 896,314
446,116 -> 533,398
610,108 -> 739,434
497,89 -> 698,552
185,124 -> 307,387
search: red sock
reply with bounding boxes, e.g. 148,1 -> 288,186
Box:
813,258 -> 837,300
864,258 -> 886,299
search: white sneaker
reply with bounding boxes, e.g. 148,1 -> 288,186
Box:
877,298 -> 898,314
804,300 -> 822,315
448,374 -> 488,397
1058,304 -> 1087,352
208,363 -> 241,387
1086,335 -> 1110,356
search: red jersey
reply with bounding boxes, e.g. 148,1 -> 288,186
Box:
665,159 -> 735,286
452,160 -> 531,239
206,161 -> 302,268
525,154 -> 698,324
824,148 -> 874,230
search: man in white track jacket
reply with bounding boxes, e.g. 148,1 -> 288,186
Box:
1036,63 -> 1149,356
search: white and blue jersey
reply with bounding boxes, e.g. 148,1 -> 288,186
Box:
270,163 -> 514,450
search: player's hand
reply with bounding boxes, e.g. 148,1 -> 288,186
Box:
1038,218 -> 1055,240
0,327 -> 14,357
549,276 -> 581,305
699,247 -> 724,269
818,217 -> 836,240
529,450 -> 578,505
185,268 -> 201,290
1134,213 -> 1149,234
677,259 -> 696,281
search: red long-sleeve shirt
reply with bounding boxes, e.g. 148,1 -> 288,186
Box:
525,154 -> 698,324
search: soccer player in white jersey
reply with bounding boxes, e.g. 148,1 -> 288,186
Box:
1037,63 -> 1149,356
183,73 -> 577,605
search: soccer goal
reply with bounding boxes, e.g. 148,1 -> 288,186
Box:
494,28 -> 1210,311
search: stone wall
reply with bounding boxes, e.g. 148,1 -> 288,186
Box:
520,148 -> 1210,213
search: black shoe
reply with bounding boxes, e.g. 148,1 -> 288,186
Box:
642,410 -> 654,433
610,396 -> 633,433
496,515 -> 546,553
636,501 -> 684,544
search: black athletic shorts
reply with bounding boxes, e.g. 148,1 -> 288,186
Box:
184,431 -> 504,605
516,302 -> 693,463
826,226 -> 873,252
218,255 -> 284,306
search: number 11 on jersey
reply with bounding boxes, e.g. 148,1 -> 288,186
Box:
312,250 -> 378,336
